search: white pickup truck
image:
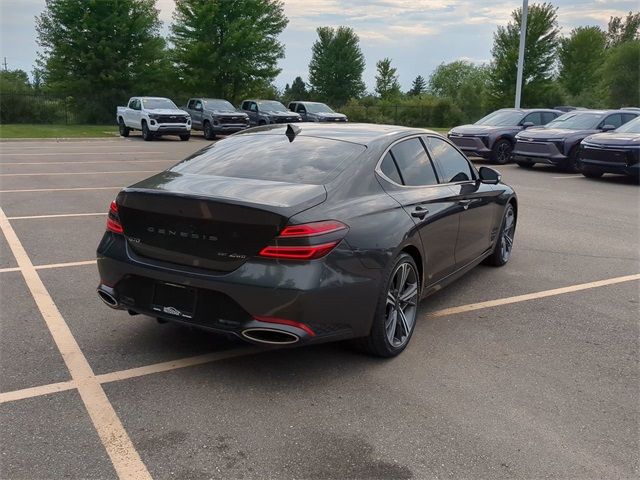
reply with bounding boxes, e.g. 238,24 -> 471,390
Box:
116,97 -> 191,141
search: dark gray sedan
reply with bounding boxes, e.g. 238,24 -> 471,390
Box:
448,108 -> 561,164
97,124 -> 517,357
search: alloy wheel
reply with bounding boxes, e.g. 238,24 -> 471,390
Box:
385,262 -> 419,348
500,206 -> 516,262
496,142 -> 512,164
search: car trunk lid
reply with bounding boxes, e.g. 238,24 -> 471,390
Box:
116,171 -> 326,272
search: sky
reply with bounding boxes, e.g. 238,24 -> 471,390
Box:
0,0 -> 637,91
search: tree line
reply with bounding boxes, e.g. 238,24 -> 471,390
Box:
1,0 -> 638,126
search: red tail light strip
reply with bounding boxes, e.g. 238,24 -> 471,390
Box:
254,316 -> 316,337
106,201 -> 124,234
279,220 -> 347,237
258,241 -> 339,260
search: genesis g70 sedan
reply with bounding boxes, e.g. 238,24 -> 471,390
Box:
97,123 -> 517,357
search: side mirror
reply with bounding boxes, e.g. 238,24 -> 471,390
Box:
601,124 -> 616,132
522,121 -> 534,128
479,166 -> 502,185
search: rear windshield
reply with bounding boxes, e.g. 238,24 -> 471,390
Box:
545,112 -> 602,130
170,134 -> 366,185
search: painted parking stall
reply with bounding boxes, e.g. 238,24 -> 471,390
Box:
0,138 -> 638,479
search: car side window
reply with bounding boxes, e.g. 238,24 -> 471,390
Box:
523,112 -> 542,125
187,100 -> 195,109
250,102 -> 258,112
128,99 -> 136,109
542,112 -> 557,124
426,137 -> 474,183
390,138 -> 438,187
622,113 -> 637,124
379,152 -> 403,184
602,114 -> 623,128
297,104 -> 306,113
194,100 -> 203,110
241,101 -> 249,110
133,99 -> 141,110
288,103 -> 295,111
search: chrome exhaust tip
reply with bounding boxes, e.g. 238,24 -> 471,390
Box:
241,328 -> 299,345
97,286 -> 119,308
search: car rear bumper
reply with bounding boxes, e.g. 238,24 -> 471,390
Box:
513,141 -> 566,164
96,233 -> 381,345
448,136 -> 491,158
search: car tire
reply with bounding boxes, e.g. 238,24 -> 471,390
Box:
581,167 -> 603,179
490,139 -> 513,165
118,118 -> 130,137
203,121 -> 216,140
516,161 -> 534,169
563,146 -> 580,173
483,203 -> 516,267
179,134 -> 190,141
358,252 -> 420,357
141,121 -> 153,141
258,119 -> 267,126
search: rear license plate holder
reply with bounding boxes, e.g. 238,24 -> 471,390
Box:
151,282 -> 196,319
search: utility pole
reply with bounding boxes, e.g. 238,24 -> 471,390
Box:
2,57 -> 7,71
514,0 -> 528,108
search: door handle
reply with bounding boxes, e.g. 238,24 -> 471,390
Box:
411,206 -> 429,219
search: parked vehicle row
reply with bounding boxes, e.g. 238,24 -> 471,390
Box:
449,107 -> 640,181
117,96 -> 348,141
512,109 -> 639,173
448,108 -> 563,164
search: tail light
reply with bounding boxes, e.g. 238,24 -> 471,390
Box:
259,220 -> 348,260
106,201 -> 123,234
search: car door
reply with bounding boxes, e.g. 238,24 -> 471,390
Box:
244,101 -> 258,125
296,104 -> 308,121
377,137 -> 460,284
192,99 -> 204,128
425,136 -> 501,268
128,99 -> 142,129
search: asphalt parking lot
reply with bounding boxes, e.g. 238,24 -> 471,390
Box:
0,132 -> 638,480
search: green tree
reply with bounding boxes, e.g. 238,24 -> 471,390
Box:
308,26 -> 365,106
0,69 -> 31,92
284,76 -> 308,101
171,0 -> 288,103
428,60 -> 491,121
606,12 -> 640,48
374,58 -> 401,99
489,2 -> 561,107
408,75 -> 426,96
601,41 -> 640,106
36,0 -> 169,97
558,26 -> 606,102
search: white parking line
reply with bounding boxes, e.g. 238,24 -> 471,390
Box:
0,170 -> 157,177
8,213 -> 105,220
0,151 -> 158,156
0,159 -> 174,165
0,186 -> 121,193
0,207 -> 151,479
0,260 -> 96,274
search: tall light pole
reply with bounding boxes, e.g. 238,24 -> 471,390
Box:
515,0 -> 529,108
